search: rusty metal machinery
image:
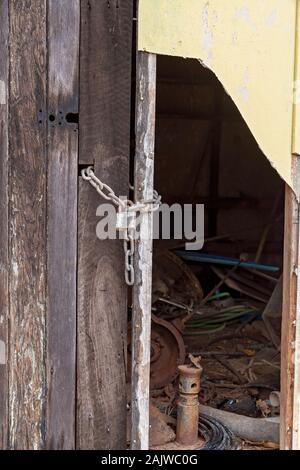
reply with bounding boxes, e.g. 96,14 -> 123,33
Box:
127,249 -> 204,389
176,365 -> 202,446
152,250 -> 203,311
128,314 -> 185,390
174,365 -> 235,450
149,364 -> 236,450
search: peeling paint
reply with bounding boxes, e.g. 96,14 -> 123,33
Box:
0,80 -> 6,104
132,53 -> 156,450
12,260 -> 18,277
236,6 -> 249,23
231,31 -> 238,46
237,85 -> 249,102
235,5 -> 257,31
0,340 -> 5,364
237,67 -> 250,102
202,3 -> 213,67
265,9 -> 278,27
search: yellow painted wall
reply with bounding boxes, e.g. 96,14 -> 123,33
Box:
293,1 -> 300,157
138,0 -> 299,190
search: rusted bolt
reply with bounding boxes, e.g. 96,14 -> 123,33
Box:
176,364 -> 202,446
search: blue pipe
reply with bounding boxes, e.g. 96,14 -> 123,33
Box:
175,250 -> 279,272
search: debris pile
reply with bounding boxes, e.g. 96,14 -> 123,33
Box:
129,251 -> 282,448
128,248 -> 282,449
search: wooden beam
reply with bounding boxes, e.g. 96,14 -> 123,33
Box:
8,0 -> 47,449
281,184 -> 297,449
291,1 -> 300,448
77,0 -> 133,449
131,52 -> 156,450
46,0 -> 79,449
281,156 -> 300,449
0,0 -> 9,450
293,188 -> 300,450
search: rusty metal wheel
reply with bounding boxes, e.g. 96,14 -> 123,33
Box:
128,314 -> 185,389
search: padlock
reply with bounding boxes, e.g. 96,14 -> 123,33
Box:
116,208 -> 136,235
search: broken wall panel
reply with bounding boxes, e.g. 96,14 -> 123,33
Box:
77,0 -> 133,449
139,0 -> 297,189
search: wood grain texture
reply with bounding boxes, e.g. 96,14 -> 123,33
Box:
79,0 -> 133,166
281,154 -> 300,449
77,0 -> 133,449
281,175 -> 300,449
131,52 -> 156,450
77,183 -> 128,449
0,0 -> 9,450
8,0 -> 47,449
46,0 -> 79,449
292,188 -> 300,451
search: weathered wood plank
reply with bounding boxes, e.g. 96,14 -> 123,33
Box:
77,0 -> 133,449
0,0 -> 9,450
281,158 -> 300,450
131,52 -> 156,450
46,0 -> 79,449
79,0 -> 133,166
281,184 -> 298,449
290,3 -> 300,449
293,190 -> 300,450
281,153 -> 300,449
8,0 -> 47,449
77,182 -> 128,449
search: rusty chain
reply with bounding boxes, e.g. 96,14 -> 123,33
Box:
81,166 -> 161,286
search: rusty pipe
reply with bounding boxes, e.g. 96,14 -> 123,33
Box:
176,365 -> 202,446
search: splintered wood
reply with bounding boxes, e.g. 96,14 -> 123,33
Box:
131,52 -> 157,450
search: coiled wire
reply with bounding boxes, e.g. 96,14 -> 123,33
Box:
168,409 -> 236,450
199,413 -> 236,450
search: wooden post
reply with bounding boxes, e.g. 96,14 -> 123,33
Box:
281,184 -> 298,449
291,0 -> 300,451
0,0 -> 8,449
77,0 -> 133,449
281,2 -> 300,449
6,0 -> 79,449
8,0 -> 47,449
292,187 -> 300,450
131,52 -> 156,450
46,0 -> 79,449
281,159 -> 300,449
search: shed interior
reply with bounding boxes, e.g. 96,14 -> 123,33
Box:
132,55 -> 284,449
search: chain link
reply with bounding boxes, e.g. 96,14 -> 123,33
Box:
81,166 -> 161,286
124,229 -> 135,286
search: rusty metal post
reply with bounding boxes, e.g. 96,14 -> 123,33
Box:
176,365 -> 202,446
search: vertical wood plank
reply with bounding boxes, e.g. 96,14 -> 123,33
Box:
46,0 -> 79,449
281,184 -> 298,449
77,0 -> 133,449
292,192 -> 300,450
281,155 -> 300,449
291,0 -> 300,451
0,0 -> 9,450
9,0 -> 47,449
131,52 -> 156,450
